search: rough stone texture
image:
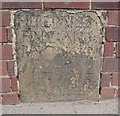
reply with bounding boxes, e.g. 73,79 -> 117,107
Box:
14,10 -> 103,102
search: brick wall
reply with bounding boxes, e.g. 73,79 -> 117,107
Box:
0,10 -> 19,105
0,0 -> 119,104
100,10 -> 120,99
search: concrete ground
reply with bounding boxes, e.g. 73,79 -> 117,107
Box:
1,99 -> 119,114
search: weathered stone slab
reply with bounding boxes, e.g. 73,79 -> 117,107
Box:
14,10 -> 103,102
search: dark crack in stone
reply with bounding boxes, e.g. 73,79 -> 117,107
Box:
14,10 -> 103,102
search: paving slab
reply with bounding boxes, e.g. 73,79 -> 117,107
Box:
73,99 -> 118,114
2,99 -> 118,114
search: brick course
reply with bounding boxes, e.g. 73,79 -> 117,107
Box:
100,73 -> 111,87
2,2 -> 42,9
0,45 -> 13,60
0,11 -> 11,27
7,61 -> 15,76
105,27 -> 120,42
91,2 -> 120,10
0,61 -> 8,76
44,1 -> 89,9
0,28 -> 7,42
0,78 -> 11,93
103,58 -> 118,72
108,11 -> 120,26
1,93 -> 19,105
7,28 -> 13,42
11,76 -> 18,92
104,42 -> 114,57
101,88 -> 116,99
111,73 -> 120,86
0,27 -> 12,43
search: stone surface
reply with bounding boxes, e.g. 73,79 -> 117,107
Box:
14,10 -> 103,102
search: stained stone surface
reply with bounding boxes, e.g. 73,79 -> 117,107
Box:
14,10 -> 104,102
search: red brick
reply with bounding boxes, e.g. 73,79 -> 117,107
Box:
101,88 -> 115,98
0,45 -> 13,60
105,27 -> 120,42
44,0 -> 89,9
111,73 -> 120,86
7,61 -> 15,76
115,89 -> 120,97
0,28 -> 7,43
91,2 -> 120,10
116,42 -> 120,57
0,11 -> 11,27
0,78 -> 11,93
104,42 -> 114,57
0,61 -> 8,76
2,2 -> 42,9
2,93 -> 19,105
108,11 -> 120,26
103,58 -> 119,72
0,28 -> 12,43
11,77 -> 18,92
100,73 -> 111,87
7,28 -> 12,42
